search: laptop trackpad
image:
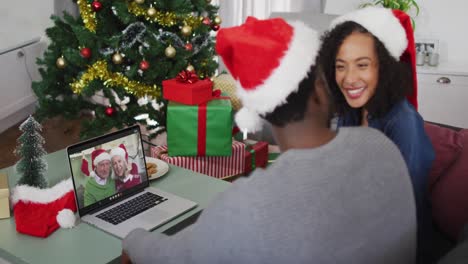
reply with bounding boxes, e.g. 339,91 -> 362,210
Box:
141,208 -> 170,223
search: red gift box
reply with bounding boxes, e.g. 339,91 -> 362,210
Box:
162,75 -> 213,105
244,140 -> 269,174
151,141 -> 245,179
151,140 -> 269,179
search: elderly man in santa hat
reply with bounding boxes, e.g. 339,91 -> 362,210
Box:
110,144 -> 141,192
83,149 -> 115,207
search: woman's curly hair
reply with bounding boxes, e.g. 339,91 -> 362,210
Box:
317,21 -> 412,118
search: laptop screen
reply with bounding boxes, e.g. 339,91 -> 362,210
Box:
67,126 -> 149,216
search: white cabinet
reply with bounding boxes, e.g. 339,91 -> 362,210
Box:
0,38 -> 46,133
417,64 -> 468,128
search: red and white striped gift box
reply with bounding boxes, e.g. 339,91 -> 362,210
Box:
151,141 -> 245,179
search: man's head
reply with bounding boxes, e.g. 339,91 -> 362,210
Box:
110,144 -> 129,179
91,149 -> 111,179
216,17 -> 327,133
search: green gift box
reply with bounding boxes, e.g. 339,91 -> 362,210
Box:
167,98 -> 233,156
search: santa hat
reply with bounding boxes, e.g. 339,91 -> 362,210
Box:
91,149 -> 111,170
329,7 -> 418,109
215,16 -> 320,133
110,144 -> 128,162
11,178 -> 77,238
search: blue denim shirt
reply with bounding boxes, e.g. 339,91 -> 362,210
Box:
338,99 -> 435,251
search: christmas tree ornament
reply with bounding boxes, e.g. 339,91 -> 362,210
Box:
91,1 -> 103,12
202,17 -> 211,25
147,6 -> 157,17
184,42 -> 193,51
112,52 -> 123,64
56,56 -> 66,69
181,25 -> 192,36
214,15 -> 222,25
70,60 -> 160,97
135,0 -> 145,4
186,64 -> 195,72
139,60 -> 150,70
105,106 -> 115,116
206,0 -> 211,3
165,45 -> 176,58
79,47 -> 92,59
77,0 -> 97,32
212,24 -> 220,31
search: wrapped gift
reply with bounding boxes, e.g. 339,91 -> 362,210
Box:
151,141 -> 245,179
213,73 -> 242,111
244,140 -> 269,174
0,173 -> 10,219
167,97 -> 232,156
163,70 -> 213,105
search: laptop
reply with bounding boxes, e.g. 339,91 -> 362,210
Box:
67,125 -> 197,239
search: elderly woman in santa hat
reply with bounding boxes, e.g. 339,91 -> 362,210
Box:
317,7 -> 435,262
110,144 -> 141,192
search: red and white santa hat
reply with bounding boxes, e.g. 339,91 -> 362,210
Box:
91,148 -> 111,169
11,178 -> 77,238
215,16 -> 320,133
329,7 -> 418,109
110,144 -> 128,162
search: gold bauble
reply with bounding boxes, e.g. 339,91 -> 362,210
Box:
164,45 -> 176,58
56,57 -> 66,69
134,0 -> 145,4
112,52 -> 123,64
181,25 -> 192,37
214,16 -> 222,25
147,7 -> 157,17
186,64 -> 195,72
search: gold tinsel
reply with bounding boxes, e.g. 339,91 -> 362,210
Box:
70,60 -> 160,98
127,2 -> 201,28
77,0 -> 97,33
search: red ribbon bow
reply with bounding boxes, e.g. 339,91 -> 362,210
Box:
176,70 -> 199,84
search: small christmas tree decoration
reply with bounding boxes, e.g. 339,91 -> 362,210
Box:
80,47 -> 92,59
105,106 -> 115,116
186,64 -> 195,72
214,15 -> 222,25
212,24 -> 220,31
202,17 -> 211,25
165,45 -> 176,58
147,6 -> 157,17
112,52 -> 123,64
139,60 -> 150,70
15,116 -> 48,189
56,56 -> 66,69
91,1 -> 103,12
181,25 -> 192,36
135,0 -> 145,4
184,42 -> 193,51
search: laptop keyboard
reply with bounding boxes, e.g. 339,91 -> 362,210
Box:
96,192 -> 167,225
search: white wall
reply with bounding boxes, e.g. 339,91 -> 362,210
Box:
323,0 -> 468,64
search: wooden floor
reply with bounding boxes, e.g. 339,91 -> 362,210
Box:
0,117 -> 82,169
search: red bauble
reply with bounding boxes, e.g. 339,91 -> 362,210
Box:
139,60 -> 150,70
184,43 -> 193,51
212,24 -> 220,31
92,1 -> 103,12
80,47 -> 92,59
105,107 -> 114,116
202,17 -> 211,25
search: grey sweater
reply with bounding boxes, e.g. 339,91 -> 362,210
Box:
123,127 -> 416,263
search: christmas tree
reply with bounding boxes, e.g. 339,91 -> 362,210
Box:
33,0 -> 220,139
15,116 -> 48,188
